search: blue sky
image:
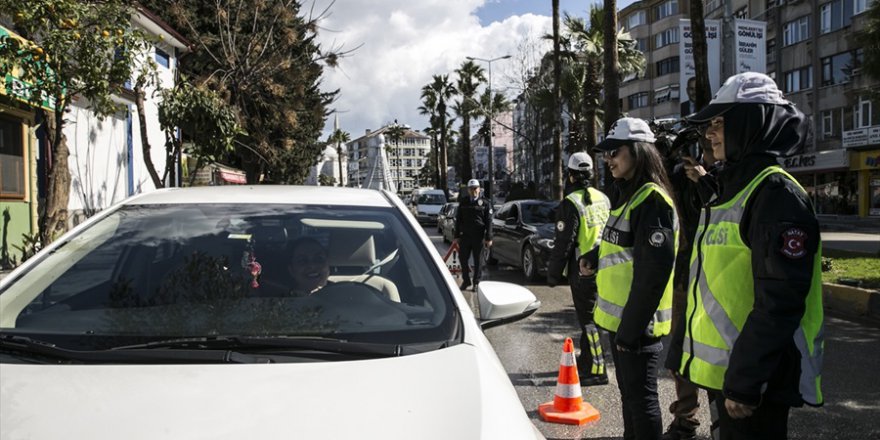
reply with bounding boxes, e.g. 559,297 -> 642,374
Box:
314,0 -> 639,138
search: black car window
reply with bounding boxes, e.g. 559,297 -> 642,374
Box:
494,204 -> 510,220
521,202 -> 557,225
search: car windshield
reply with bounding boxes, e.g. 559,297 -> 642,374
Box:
418,194 -> 446,205
0,204 -> 457,351
521,202 -> 557,225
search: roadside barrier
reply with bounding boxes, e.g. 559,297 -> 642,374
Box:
538,337 -> 601,425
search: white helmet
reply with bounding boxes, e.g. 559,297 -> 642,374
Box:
467,179 -> 481,188
567,152 -> 593,172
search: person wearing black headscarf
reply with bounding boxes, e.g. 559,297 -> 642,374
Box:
670,72 -> 825,440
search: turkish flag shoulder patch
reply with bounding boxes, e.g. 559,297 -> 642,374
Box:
781,228 -> 808,259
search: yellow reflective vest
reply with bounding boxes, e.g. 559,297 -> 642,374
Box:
565,187 -> 611,258
595,183 -> 678,336
679,166 -> 824,405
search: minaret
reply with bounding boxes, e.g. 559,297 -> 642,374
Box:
362,132 -> 396,193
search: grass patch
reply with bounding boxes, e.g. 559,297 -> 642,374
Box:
822,256 -> 880,289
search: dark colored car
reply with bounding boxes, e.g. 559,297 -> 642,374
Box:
487,200 -> 559,281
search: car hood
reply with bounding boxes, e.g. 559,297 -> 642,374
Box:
0,344 -> 539,440
535,223 -> 555,239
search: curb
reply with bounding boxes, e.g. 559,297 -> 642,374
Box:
823,282 -> 880,324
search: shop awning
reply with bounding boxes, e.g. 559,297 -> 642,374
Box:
0,25 -> 57,111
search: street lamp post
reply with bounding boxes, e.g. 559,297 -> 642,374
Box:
466,54 -> 510,204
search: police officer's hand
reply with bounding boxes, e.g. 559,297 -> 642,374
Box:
683,157 -> 707,183
724,398 -> 756,419
578,258 -> 595,277
484,240 -> 492,248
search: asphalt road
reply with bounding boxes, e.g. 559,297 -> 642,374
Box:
422,225 -> 880,440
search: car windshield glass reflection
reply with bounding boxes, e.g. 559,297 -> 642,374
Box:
418,194 -> 446,204
0,204 -> 456,352
521,202 -> 557,225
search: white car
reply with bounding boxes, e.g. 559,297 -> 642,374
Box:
0,186 -> 543,440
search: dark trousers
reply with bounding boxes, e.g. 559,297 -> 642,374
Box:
569,273 -> 605,377
609,332 -> 663,440
708,392 -> 790,440
458,236 -> 484,284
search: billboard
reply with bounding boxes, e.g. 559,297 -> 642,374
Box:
474,146 -> 510,180
734,19 -> 767,74
678,19 -> 722,116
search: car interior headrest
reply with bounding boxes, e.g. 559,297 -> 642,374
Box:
327,229 -> 376,269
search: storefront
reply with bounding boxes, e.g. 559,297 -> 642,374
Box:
0,25 -> 49,268
778,149 -> 857,215
850,149 -> 880,217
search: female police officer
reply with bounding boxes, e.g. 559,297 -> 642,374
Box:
673,72 -> 823,440
588,117 -> 679,440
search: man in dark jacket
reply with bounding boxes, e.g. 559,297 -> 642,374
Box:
672,72 -> 824,440
454,179 -> 493,291
547,152 -> 611,385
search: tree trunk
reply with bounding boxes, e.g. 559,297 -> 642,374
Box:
690,0 -> 712,110
603,0 -> 619,190
461,117 -> 472,181
337,143 -> 344,186
39,108 -> 71,245
136,85 -> 164,189
432,134 -> 441,189
439,108 -> 449,197
551,0 -> 563,200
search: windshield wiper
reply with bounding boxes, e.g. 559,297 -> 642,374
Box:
109,335 -> 403,357
0,334 -> 267,364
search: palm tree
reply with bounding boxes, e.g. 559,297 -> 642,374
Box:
328,129 -> 350,187
385,121 -> 407,195
562,8 -> 645,153
455,60 -> 486,183
477,88 -> 511,180
552,0 -> 563,200
422,75 -> 457,197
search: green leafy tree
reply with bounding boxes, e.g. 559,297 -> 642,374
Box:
551,0 -> 563,200
384,122 -> 407,195
139,0 -> 341,184
858,0 -> 880,98
317,174 -> 336,186
0,0 -> 148,244
157,81 -> 242,186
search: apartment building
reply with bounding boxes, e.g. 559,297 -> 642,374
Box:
346,124 -> 431,195
619,0 -> 879,217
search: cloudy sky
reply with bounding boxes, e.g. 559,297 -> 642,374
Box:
311,0 -> 635,140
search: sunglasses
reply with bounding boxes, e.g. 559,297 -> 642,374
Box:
604,148 -> 622,159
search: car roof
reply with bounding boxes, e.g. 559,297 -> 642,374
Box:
125,186 -> 394,207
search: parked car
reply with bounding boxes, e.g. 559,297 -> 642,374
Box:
436,202 -> 458,233
409,188 -> 447,225
439,204 -> 459,243
488,199 -> 559,281
0,186 -> 543,440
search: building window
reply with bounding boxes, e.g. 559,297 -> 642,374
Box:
822,50 -> 862,86
854,0 -> 869,14
626,10 -> 647,29
0,116 -> 25,199
655,28 -> 680,48
854,96 -> 872,128
636,37 -> 650,53
783,16 -> 810,46
627,92 -> 649,109
654,85 -> 680,103
821,109 -> 835,139
155,47 -> 171,68
655,56 -> 680,77
820,0 -> 853,34
784,67 -> 812,92
734,6 -> 749,19
767,38 -> 777,64
655,0 -> 678,19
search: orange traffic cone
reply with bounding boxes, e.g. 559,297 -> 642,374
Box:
538,337 -> 601,425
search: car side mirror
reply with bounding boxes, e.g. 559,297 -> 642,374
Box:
477,281 -> 541,330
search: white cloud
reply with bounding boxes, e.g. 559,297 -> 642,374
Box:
311,0 -> 551,139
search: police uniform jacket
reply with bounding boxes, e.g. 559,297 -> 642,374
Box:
668,104 -> 821,407
603,178 -> 676,350
455,194 -> 493,241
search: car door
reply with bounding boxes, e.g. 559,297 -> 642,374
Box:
492,203 -> 517,265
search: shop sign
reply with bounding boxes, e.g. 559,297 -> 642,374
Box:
779,149 -> 849,173
842,126 -> 880,148
0,25 -> 57,112
855,150 -> 880,170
